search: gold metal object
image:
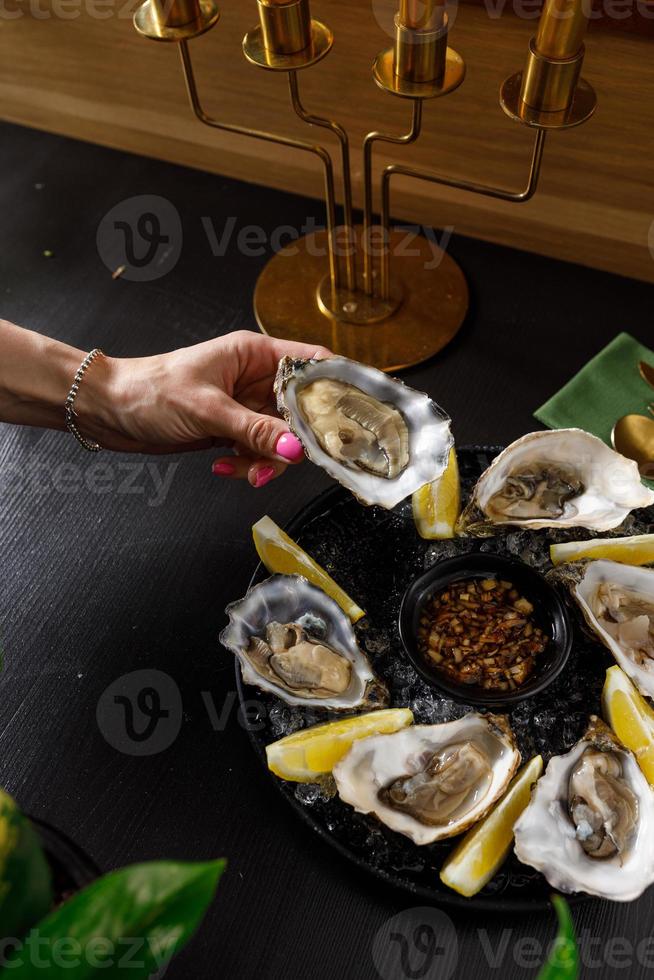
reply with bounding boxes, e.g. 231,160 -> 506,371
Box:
317,274 -> 403,326
287,72 -> 357,293
362,100 -> 423,297
363,6 -> 465,301
379,129 -> 547,300
501,72 -> 596,129
399,0 -> 444,31
133,0 -> 598,371
134,0 -> 219,42
258,0 -> 310,55
521,40 -> 583,112
394,15 -> 448,84
536,0 -> 589,60
499,0 -> 595,129
253,227 -> 469,373
243,0 -> 333,72
374,43 -> 464,101
612,415 -> 654,479
177,38 -> 340,295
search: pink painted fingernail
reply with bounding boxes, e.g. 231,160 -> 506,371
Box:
254,466 -> 276,488
213,461 -> 236,476
276,432 -> 304,462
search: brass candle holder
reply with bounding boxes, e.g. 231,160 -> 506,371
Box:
133,0 -> 597,372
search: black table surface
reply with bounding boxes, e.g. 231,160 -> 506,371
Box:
1,119 -> 654,980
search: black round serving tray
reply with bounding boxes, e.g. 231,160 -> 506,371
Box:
32,817 -> 99,902
235,445 -> 653,912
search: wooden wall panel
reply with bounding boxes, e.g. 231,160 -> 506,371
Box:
0,0 -> 653,281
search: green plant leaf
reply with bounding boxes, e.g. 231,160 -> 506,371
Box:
0,789 -> 53,941
4,859 -> 225,978
537,895 -> 579,980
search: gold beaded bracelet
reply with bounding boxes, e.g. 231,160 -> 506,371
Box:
65,348 -> 105,453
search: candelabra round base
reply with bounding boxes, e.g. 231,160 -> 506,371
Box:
253,228 -> 468,372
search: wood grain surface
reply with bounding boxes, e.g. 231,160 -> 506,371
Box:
0,0 -> 653,282
1,120 -> 654,979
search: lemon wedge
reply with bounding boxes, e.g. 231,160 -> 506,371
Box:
550,534 -> 654,568
440,755 -> 543,897
265,708 -> 414,782
412,447 -> 461,540
252,515 -> 364,623
602,665 -> 654,785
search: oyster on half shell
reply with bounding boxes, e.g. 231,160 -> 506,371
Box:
565,559 -> 654,699
275,356 -> 453,509
332,713 -> 520,845
220,574 -> 388,711
458,429 -> 654,535
514,717 -> 654,901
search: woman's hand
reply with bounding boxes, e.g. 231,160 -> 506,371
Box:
77,331 -> 331,487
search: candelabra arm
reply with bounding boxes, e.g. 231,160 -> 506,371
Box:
379,127 -> 547,298
362,99 -> 423,296
287,71 -> 356,292
178,39 -> 340,292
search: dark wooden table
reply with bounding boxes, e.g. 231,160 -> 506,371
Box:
1,120 -> 654,980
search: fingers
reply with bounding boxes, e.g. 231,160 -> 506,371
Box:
266,336 -> 332,363
214,401 -> 305,465
230,331 -> 332,384
211,454 -> 288,488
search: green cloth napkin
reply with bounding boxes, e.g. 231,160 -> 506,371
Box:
534,332 -> 654,488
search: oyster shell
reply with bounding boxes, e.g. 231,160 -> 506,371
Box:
514,717 -> 654,901
275,355 -> 453,509
568,559 -> 654,699
458,429 -> 654,534
220,574 -> 388,710
332,712 -> 520,845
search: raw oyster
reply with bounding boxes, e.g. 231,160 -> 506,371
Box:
298,379 -> 409,480
220,574 -> 388,710
275,355 -> 453,509
567,559 -> 654,698
332,713 -> 520,845
514,717 -> 654,901
458,429 -> 654,534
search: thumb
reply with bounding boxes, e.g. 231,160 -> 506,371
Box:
219,401 -> 305,463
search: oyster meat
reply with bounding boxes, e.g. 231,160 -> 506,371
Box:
220,574 -> 388,710
275,355 -> 452,509
296,379 -> 409,480
245,622 -> 352,699
514,717 -> 654,901
458,429 -> 654,534
569,747 -> 638,860
332,713 -> 520,845
569,559 -> 654,698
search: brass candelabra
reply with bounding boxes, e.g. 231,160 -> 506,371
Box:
133,0 -> 597,372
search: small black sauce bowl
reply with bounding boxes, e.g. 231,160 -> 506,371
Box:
399,553 -> 573,708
